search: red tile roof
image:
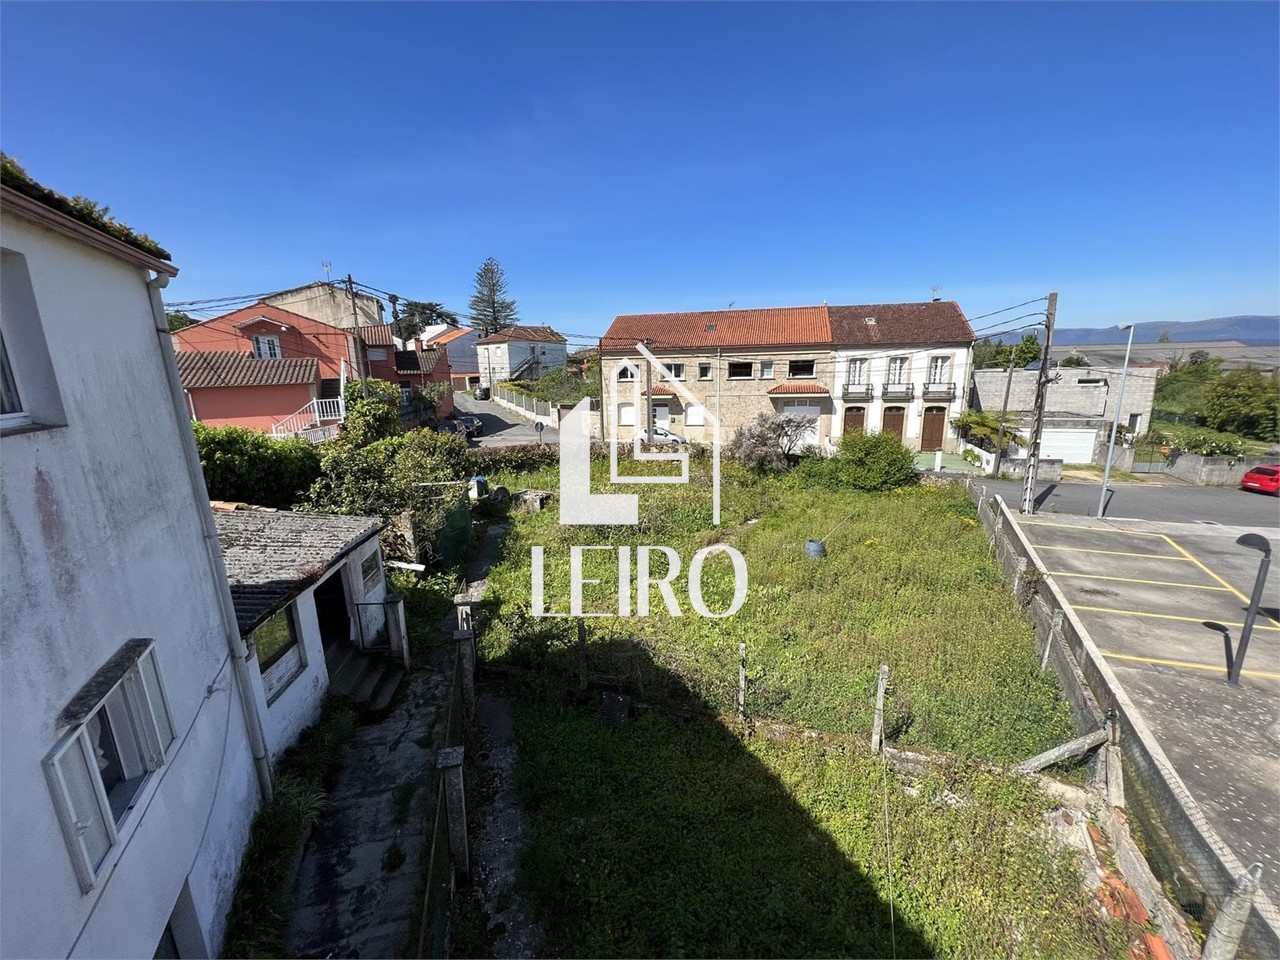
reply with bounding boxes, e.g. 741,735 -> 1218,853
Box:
358,324 -> 397,346
767,383 -> 831,395
827,301 -> 974,346
425,326 -> 474,346
643,384 -> 678,396
475,325 -> 566,345
604,306 -> 830,352
177,351 -> 318,389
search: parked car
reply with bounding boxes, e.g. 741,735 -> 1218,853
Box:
458,415 -> 483,438
436,419 -> 465,438
1239,464 -> 1280,496
473,386 -> 490,400
636,426 -> 688,445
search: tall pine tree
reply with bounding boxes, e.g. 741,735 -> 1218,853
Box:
468,257 -> 518,335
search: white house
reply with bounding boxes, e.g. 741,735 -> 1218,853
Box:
475,325 -> 568,387
1,171 -> 270,957
828,302 -> 976,452
213,506 -> 408,758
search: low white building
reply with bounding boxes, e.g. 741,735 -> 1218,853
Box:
828,302 -> 975,452
475,325 -> 568,388
1,170 -> 270,957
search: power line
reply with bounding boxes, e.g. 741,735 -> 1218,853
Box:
965,297 -> 1049,324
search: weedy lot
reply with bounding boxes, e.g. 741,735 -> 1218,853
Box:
475,457 -> 1128,958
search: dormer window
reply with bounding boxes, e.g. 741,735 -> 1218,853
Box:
252,335 -> 281,360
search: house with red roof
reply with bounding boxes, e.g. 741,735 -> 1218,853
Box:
172,303 -> 451,439
416,325 -> 482,390
599,300 -> 975,452
475,325 -> 568,388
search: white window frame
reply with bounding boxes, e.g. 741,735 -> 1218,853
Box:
727,361 -> 754,380
617,364 -> 635,382
787,359 -> 816,379
618,402 -> 636,426
252,335 -> 281,360
43,644 -> 175,893
759,361 -> 775,380
665,362 -> 685,380
697,362 -> 712,381
361,549 -> 384,591
887,356 -> 909,385
928,355 -> 950,383
686,403 -> 706,426
847,358 -> 868,385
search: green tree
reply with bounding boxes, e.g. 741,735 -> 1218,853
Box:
1157,329 -> 1172,344
1188,350 -> 1210,365
1204,367 -> 1280,441
167,310 -> 197,332
972,340 -> 1012,369
391,298 -> 458,341
341,379 -> 403,447
951,409 -> 1028,452
468,257 -> 519,335
1059,354 -> 1090,368
1011,333 -> 1043,368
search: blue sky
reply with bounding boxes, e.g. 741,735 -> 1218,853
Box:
2,2 -> 1277,341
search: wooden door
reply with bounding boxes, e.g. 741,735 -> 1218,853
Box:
843,406 -> 866,434
921,406 -> 947,451
882,406 -> 905,440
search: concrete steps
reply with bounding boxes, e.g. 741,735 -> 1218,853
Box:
324,643 -> 405,719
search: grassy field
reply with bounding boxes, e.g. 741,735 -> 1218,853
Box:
473,457 -> 1123,957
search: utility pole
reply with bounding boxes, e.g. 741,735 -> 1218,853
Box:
346,274 -> 369,398
1020,292 -> 1057,514
991,358 -> 1018,477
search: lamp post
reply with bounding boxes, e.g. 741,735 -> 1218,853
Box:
1096,323 -> 1136,518
1228,533 -> 1273,685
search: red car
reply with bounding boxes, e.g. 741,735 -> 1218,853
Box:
1239,464 -> 1280,496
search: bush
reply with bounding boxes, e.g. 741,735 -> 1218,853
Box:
192,423 -> 321,508
726,413 -> 816,470
504,367 -> 599,404
467,443 -> 560,477
799,431 -> 918,492
1174,432 -> 1247,458
1204,367 -> 1279,442
340,379 -> 404,446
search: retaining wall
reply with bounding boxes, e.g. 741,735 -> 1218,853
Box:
1165,453 -> 1275,486
966,480 -> 1279,957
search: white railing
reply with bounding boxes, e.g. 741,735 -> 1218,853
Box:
271,397 -> 345,439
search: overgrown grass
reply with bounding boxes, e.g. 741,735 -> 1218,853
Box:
222,697 -> 358,959
390,569 -> 459,661
480,458 -> 1074,764
515,695 -> 1127,959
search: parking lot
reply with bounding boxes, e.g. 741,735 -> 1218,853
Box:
1014,515 -> 1280,902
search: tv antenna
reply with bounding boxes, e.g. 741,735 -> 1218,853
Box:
322,261 -> 332,282
727,300 -> 735,309
931,284 -> 942,301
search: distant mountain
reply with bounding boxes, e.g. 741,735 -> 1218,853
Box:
1050,315 -> 1278,347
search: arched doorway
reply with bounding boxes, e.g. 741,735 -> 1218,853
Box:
921,406 -> 948,452
882,406 -> 905,440
843,406 -> 866,434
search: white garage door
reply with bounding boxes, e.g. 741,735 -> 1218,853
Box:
781,400 -> 821,447
1040,428 -> 1097,464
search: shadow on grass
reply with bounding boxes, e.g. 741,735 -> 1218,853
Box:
493,632 -> 935,959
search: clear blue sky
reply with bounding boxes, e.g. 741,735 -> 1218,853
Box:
2,1 -> 1277,340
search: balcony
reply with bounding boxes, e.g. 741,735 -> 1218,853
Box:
881,382 -> 915,401
842,382 -> 874,400
922,381 -> 957,401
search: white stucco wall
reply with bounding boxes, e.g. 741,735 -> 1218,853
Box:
0,214 -> 260,959
478,339 -> 567,387
830,344 -> 971,451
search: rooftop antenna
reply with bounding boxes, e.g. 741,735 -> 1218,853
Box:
931,284 -> 942,302
322,261 -> 332,283
727,300 -> 735,309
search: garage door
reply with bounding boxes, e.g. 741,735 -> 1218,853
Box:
781,400 -> 821,447
1040,428 -> 1097,464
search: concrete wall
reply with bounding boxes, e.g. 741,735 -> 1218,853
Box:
832,344 -> 971,451
972,366 -> 1159,435
601,347 -> 835,447
263,282 -> 383,330
1166,453 -> 1277,486
0,214 -> 260,958
966,481 -> 1280,957
187,382 -> 316,431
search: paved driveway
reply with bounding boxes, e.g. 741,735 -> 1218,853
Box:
984,478 -> 1280,528
454,393 -> 559,448
1014,514 -> 1280,902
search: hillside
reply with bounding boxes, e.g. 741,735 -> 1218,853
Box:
1052,315 -> 1278,347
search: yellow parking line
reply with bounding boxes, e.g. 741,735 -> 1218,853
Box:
1161,535 -> 1280,626
1075,606 -> 1280,632
1035,545 -> 1188,560
1021,521 -> 1167,538
1099,651 -> 1280,681
1048,572 -> 1230,592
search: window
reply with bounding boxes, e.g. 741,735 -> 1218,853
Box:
254,606 -> 306,703
759,361 -> 775,380
361,550 -> 383,591
44,643 -> 174,892
0,332 -> 25,428
847,358 -> 867,385
1,249 -> 64,432
697,362 -> 712,380
686,403 -> 706,426
617,365 -> 635,382
727,361 -> 753,380
367,347 -> 388,362
928,356 -> 950,383
618,402 -> 636,426
252,335 -> 281,359
788,359 -> 816,379
1128,413 -> 1142,432
887,356 -> 909,384
665,362 -> 685,380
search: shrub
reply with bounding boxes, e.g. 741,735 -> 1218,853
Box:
467,443 -> 560,477
340,379 -> 404,446
829,431 -> 919,491
1204,367 -> 1279,442
961,449 -> 983,466
192,423 -> 321,508
726,413 -> 816,470
504,367 -> 599,404
1174,432 -> 1247,458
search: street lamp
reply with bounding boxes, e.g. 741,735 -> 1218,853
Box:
1228,533 -> 1273,685
1096,323 -> 1136,518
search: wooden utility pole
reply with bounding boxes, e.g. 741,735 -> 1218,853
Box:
346,274 -> 369,398
1019,291 -> 1057,514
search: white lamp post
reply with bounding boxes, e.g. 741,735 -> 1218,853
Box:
1096,323 -> 1136,518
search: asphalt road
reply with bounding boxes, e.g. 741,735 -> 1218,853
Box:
454,393 -> 560,448
982,478 -> 1280,528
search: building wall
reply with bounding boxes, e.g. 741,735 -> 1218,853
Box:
175,314 -> 354,380
186,382 -> 317,431
971,367 -> 1158,434
263,283 -> 383,330
478,339 -> 568,387
601,347 -> 835,446
830,344 -> 971,451
0,214 -> 259,958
